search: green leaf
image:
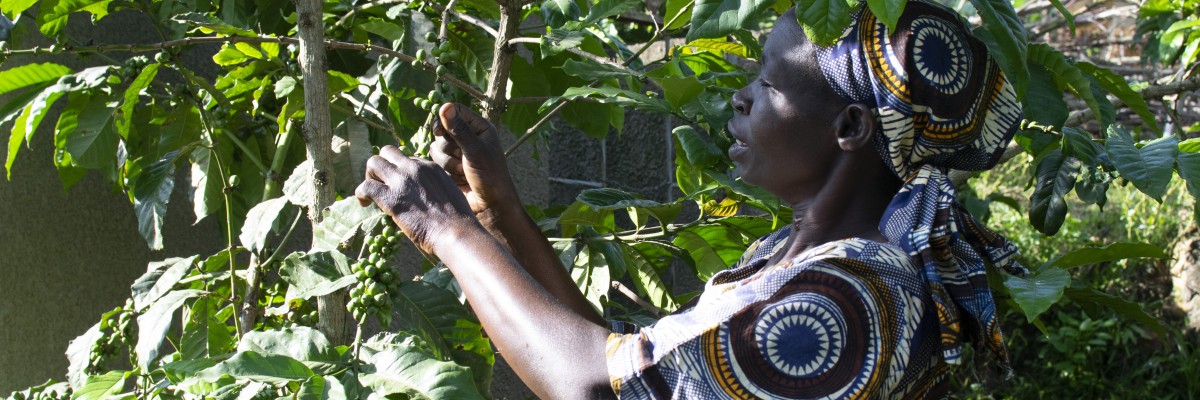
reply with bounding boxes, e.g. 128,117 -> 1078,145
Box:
10,81 -> 71,173
279,251 -> 357,299
1004,265 -> 1070,321
1064,285 -> 1167,339
1105,125 -> 1177,201
653,75 -> 706,112
1061,127 -> 1103,166
1180,138 -> 1200,153
541,0 -> 580,28
162,358 -> 220,384
1029,150 -> 1080,236
570,244 -> 611,314
1176,152 -> 1200,203
327,70 -> 360,95
673,224 -> 751,281
624,243 -> 680,312
360,18 -> 406,42
673,125 -> 722,168
559,59 -> 633,80
1077,62 -> 1159,132
237,326 -> 342,364
1,0 -> 38,20
136,289 -> 204,369
239,197 -> 291,255
540,29 -> 586,57
3,83 -> 53,179
359,334 -> 486,400
581,0 -> 640,26
1046,242 -> 1168,269
967,0 -> 1028,97
54,93 -> 118,170
577,188 -> 661,209
213,45 -> 250,66
65,323 -> 104,389
297,376 -> 328,400
181,297 -> 233,361
687,0 -> 775,42
1028,44 -> 1105,128
1074,166 -> 1110,208
312,197 -> 386,251
866,0 -> 906,31
131,256 -> 198,311
37,0 -> 113,37
172,12 -> 257,36
73,371 -> 127,400
663,0 -> 694,30
131,153 -> 177,250
393,280 -> 494,368
189,144 -> 228,223
284,159 -> 316,207
683,38 -> 749,58
559,201 -> 616,236
193,351 -> 315,384
117,64 -> 159,139
1046,0 -> 1075,34
0,63 -> 73,97
1023,65 -> 1068,128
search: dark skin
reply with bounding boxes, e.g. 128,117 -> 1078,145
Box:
355,11 -> 901,399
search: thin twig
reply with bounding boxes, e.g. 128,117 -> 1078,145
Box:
2,35 -> 488,101
613,281 -> 666,318
508,37 -> 642,77
1064,76 -> 1200,127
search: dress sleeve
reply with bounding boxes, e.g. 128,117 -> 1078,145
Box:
604,256 -> 928,399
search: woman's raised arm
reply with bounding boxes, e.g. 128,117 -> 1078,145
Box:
428,103 -> 606,326
355,143 -> 614,399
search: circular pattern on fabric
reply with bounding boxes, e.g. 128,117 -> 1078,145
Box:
910,17 -> 971,95
755,294 -> 846,378
703,267 -> 883,399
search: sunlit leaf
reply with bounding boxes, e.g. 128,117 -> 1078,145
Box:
136,289 -> 204,369
0,62 -> 73,97
688,0 -> 774,42
358,333 -> 486,400
279,251 -> 357,299
131,256 -> 198,311
240,197 -> 291,255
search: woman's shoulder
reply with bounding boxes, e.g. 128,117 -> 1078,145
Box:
771,237 -> 929,294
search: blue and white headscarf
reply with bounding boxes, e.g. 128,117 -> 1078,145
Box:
815,0 -> 1028,367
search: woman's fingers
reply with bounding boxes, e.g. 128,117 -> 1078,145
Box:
431,136 -> 465,176
355,179 -> 388,207
438,103 -> 494,157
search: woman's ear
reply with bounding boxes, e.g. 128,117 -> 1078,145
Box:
834,103 -> 876,151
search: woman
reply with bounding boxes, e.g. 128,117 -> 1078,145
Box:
355,1 -> 1025,398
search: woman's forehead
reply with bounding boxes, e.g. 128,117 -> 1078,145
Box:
762,16 -> 821,79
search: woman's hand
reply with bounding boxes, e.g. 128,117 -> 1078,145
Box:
355,145 -> 479,255
430,103 -> 521,218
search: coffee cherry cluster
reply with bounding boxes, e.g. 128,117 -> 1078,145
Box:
89,300 -> 137,373
410,33 -> 459,114
286,300 -> 319,326
347,222 -> 402,324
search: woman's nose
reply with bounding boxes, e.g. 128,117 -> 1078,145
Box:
732,88 -> 750,114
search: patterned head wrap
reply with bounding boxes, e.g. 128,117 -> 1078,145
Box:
814,0 -> 1028,367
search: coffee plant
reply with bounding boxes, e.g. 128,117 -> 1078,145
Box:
0,0 -> 1197,397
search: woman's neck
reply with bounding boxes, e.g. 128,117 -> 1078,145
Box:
776,155 -> 900,262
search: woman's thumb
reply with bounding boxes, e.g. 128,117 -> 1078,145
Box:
437,103 -> 490,154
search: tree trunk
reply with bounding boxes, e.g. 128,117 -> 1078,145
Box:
294,0 -> 348,344
482,1 -> 522,125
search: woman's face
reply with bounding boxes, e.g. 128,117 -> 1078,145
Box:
727,16 -> 848,202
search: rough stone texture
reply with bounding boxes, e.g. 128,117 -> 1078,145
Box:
0,10 -> 229,392
1171,230 -> 1200,332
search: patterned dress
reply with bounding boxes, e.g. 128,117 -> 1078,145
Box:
605,229 -> 949,399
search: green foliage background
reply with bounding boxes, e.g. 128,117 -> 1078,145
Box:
0,0 -> 1198,398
